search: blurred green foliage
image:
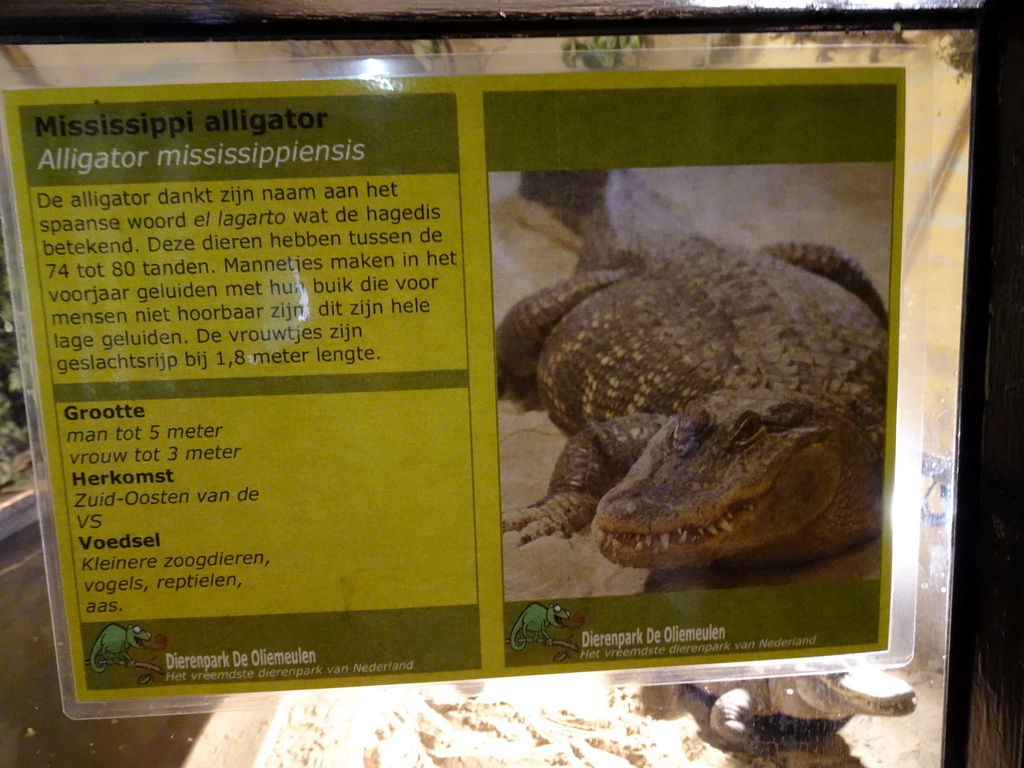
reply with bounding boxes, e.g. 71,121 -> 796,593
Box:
0,229 -> 28,488
939,30 -> 975,79
561,37 -> 650,70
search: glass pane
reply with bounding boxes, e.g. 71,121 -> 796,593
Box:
0,27 -> 973,766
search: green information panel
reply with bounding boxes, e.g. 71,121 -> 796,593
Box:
1,68 -> 904,712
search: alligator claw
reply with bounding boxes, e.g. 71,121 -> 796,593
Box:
501,492 -> 600,546
502,510 -> 571,547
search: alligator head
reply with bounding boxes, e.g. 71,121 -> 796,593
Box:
592,390 -> 881,569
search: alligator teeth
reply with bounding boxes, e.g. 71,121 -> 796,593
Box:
635,540 -> 644,551
695,527 -> 705,537
645,535 -> 653,547
660,533 -> 670,548
707,524 -> 718,537
719,519 -> 734,532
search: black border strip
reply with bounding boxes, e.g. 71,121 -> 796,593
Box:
0,8 -> 985,45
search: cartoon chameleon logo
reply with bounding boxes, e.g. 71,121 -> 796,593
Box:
88,623 -> 166,684
508,602 -> 585,660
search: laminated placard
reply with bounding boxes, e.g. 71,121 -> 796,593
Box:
0,62 -> 916,715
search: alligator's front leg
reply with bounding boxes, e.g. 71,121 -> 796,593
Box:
708,688 -> 757,749
495,269 -> 627,409
502,414 -> 668,547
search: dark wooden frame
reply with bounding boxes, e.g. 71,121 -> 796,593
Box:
0,2 -> 1016,765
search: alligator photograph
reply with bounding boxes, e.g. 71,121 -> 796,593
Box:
493,165 -> 895,599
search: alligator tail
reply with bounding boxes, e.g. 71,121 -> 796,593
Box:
760,242 -> 889,328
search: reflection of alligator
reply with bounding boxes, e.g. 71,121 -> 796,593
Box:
695,671 -> 917,749
498,235 -> 888,569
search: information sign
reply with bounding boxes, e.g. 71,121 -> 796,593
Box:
1,68 -> 906,711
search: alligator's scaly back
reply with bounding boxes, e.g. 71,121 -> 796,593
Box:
534,246 -> 885,435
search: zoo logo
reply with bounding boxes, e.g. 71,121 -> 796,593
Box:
508,602 -> 586,662
87,622 -> 167,685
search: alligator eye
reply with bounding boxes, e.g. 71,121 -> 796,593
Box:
764,400 -> 811,429
730,412 -> 766,446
